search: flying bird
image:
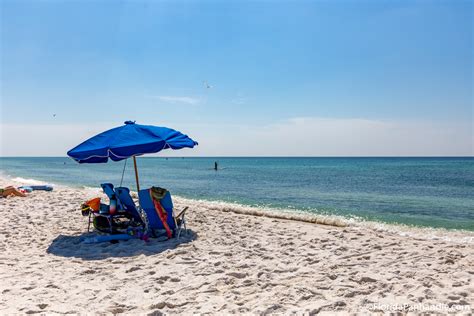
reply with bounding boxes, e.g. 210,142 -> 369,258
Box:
53,114 -> 56,117
203,80 -> 213,89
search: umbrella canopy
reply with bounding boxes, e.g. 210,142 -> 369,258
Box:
67,121 -> 198,191
67,121 -> 198,163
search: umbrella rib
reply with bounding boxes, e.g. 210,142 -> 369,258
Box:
107,143 -> 169,159
73,143 -> 171,162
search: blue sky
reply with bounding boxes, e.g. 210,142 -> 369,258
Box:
1,0 -> 472,156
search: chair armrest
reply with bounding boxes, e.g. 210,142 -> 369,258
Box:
175,206 -> 188,219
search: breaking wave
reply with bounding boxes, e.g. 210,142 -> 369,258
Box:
11,177 -> 52,186
172,195 -> 474,244
173,195 -> 350,227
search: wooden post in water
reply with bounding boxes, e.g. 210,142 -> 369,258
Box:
133,156 -> 140,192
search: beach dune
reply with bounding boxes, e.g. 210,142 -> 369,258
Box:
0,177 -> 473,314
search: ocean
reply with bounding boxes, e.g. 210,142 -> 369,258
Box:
1,157 -> 473,231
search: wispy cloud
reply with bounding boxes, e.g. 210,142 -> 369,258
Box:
146,95 -> 200,105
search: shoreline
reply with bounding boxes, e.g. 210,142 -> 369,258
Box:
1,175 -> 473,314
4,174 -> 474,244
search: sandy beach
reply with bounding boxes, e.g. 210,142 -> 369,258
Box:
0,176 -> 473,315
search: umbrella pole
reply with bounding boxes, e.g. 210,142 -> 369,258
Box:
133,156 -> 140,192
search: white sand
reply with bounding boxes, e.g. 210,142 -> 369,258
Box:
0,176 -> 473,315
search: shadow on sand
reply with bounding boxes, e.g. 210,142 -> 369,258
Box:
47,230 -> 197,260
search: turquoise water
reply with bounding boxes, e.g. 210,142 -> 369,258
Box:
1,157 -> 473,231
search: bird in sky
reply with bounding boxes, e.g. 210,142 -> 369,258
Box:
203,80 -> 213,89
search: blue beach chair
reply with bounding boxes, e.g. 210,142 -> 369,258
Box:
115,187 -> 143,225
138,188 -> 188,238
100,183 -> 124,210
88,183 -> 129,233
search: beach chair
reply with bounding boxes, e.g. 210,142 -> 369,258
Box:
100,183 -> 124,210
138,187 -> 188,239
115,187 -> 143,225
87,183 -> 129,233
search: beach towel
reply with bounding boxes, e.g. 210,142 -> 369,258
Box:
86,197 -> 101,212
149,187 -> 172,239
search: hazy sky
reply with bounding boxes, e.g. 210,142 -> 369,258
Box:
1,0 -> 472,156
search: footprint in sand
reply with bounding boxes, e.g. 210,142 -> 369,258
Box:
226,272 -> 247,279
37,304 -> 48,310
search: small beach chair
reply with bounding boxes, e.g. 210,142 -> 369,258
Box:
88,183 -> 129,233
138,187 -> 188,239
100,183 -> 124,210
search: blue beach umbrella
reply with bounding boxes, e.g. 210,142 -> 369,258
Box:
67,121 -> 198,190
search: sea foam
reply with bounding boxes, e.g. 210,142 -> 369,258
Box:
173,195 -> 352,227
172,195 -> 474,244
11,177 -> 52,186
